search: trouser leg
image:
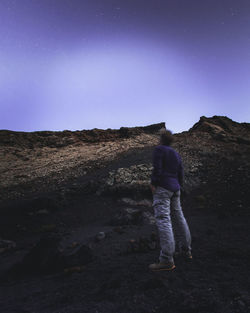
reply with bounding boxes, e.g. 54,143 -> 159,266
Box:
153,187 -> 175,263
170,190 -> 192,253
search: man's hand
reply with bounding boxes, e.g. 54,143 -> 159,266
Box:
150,184 -> 156,194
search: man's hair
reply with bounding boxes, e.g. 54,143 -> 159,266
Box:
159,128 -> 174,146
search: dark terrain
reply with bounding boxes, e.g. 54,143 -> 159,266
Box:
0,115 -> 250,313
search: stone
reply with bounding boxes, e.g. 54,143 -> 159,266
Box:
95,232 -> 106,241
0,239 -> 16,254
126,236 -> 158,253
110,208 -> 143,226
96,163 -> 153,196
37,209 -> 49,215
10,234 -> 62,275
9,235 -> 93,276
62,244 -> 93,268
120,197 -> 152,207
112,226 -> 125,234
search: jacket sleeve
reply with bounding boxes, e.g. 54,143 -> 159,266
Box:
178,157 -> 184,187
150,146 -> 163,186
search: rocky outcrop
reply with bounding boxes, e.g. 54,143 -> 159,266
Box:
94,156 -> 204,197
1,116 -> 250,313
189,115 -> 250,144
8,234 -> 93,277
0,122 -> 165,148
0,116 -> 250,207
96,164 -> 153,196
0,123 -> 163,201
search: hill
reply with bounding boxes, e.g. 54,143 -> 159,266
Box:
0,116 -> 250,313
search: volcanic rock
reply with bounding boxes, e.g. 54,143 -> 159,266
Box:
9,234 -> 93,277
1,116 -> 250,313
110,207 -> 144,226
0,239 -> 16,254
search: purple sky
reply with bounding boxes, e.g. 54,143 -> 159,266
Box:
0,0 -> 250,133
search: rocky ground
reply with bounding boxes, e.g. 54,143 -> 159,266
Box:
0,116 -> 250,313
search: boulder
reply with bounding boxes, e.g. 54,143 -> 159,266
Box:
0,239 -> 16,254
110,208 -> 143,226
9,234 -> 93,277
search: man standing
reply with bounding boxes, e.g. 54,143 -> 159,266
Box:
149,128 -> 192,271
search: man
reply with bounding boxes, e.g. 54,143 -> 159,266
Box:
149,128 -> 192,271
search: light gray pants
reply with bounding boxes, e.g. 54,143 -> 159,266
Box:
153,186 -> 192,263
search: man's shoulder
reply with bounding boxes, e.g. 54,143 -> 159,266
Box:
158,145 -> 182,158
153,145 -> 164,156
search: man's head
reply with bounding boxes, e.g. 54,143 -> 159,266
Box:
158,128 -> 174,146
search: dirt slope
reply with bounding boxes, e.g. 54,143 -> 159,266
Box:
0,116 -> 250,313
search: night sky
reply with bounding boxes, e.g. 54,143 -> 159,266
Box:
0,0 -> 250,132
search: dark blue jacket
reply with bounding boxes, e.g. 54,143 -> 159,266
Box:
150,145 -> 184,192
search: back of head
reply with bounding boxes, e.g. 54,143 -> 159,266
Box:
158,128 -> 174,146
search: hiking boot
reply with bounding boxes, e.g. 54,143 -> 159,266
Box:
149,261 -> 176,271
174,250 -> 192,259
184,251 -> 192,259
